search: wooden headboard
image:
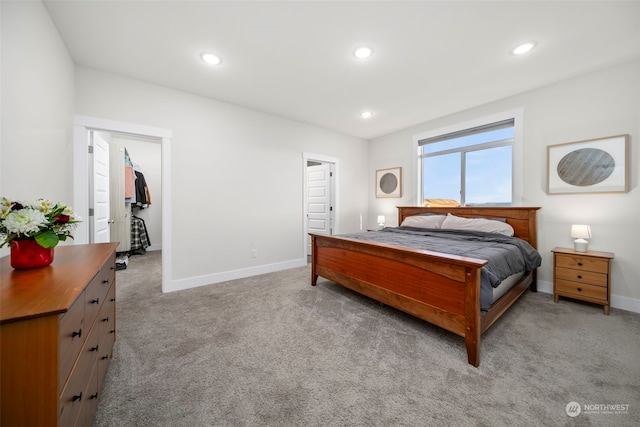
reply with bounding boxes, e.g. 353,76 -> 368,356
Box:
397,206 -> 541,249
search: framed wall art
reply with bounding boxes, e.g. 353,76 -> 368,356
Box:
547,134 -> 629,194
376,167 -> 402,198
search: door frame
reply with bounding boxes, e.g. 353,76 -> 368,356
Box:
302,152 -> 338,258
73,115 -> 172,292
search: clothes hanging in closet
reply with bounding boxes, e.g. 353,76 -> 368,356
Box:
124,149 -> 136,200
130,215 -> 151,255
134,171 -> 150,207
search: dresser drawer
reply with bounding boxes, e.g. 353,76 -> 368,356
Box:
85,269 -> 112,325
74,364 -> 100,427
98,283 -> 116,336
555,267 -> 608,287
555,254 -> 609,273
555,279 -> 607,302
59,324 -> 100,427
58,293 -> 86,392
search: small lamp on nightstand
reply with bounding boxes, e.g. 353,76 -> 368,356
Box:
571,224 -> 591,252
377,215 -> 386,229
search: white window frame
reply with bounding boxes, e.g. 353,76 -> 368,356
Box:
414,108 -> 524,206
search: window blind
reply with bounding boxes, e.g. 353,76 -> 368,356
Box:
418,118 -> 514,146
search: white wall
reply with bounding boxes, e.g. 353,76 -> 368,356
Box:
75,67 -> 369,288
112,135 -> 163,251
369,59 -> 640,312
1,0 -> 76,256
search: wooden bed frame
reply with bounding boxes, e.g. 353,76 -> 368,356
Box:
310,206 -> 540,367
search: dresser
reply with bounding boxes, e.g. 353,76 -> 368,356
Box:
552,247 -> 614,315
1,243 -> 118,427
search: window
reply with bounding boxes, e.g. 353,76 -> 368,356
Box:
418,119 -> 514,206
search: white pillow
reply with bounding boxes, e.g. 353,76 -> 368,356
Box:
401,214 -> 446,229
440,213 -> 514,236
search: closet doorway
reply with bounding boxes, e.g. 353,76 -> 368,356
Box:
302,152 -> 338,257
73,115 -> 172,291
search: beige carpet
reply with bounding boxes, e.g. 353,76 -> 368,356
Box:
94,251 -> 640,426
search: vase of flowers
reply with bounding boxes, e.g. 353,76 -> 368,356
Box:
1,197 -> 81,269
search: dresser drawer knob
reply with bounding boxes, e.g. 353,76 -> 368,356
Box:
577,288 -> 582,292
72,329 -> 82,338
102,279 -> 109,284
102,317 -> 109,322
72,392 -> 82,402
110,329 -> 116,334
90,298 -> 100,304
110,298 -> 116,302
577,275 -> 582,279
577,262 -> 583,266
101,355 -> 109,360
90,345 -> 99,352
90,393 -> 99,400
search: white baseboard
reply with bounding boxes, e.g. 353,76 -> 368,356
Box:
537,280 -> 640,314
146,244 -> 162,252
166,258 -> 308,293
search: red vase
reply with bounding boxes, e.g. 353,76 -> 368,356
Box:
10,239 -> 55,269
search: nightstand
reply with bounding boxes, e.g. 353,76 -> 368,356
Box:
552,247 -> 614,315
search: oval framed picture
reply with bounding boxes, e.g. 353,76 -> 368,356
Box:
547,134 -> 629,194
376,167 -> 402,198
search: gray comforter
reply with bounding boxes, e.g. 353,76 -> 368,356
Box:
338,226 -> 542,311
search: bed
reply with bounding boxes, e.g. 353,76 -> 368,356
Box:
310,206 -> 541,367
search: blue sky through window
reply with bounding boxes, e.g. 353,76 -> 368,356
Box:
421,127 -> 514,205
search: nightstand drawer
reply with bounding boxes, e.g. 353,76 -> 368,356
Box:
556,279 -> 607,301
555,267 -> 608,287
555,254 -> 609,273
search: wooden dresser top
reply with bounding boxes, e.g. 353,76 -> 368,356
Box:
0,243 -> 118,324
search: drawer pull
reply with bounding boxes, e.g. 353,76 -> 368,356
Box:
110,329 -> 116,334
110,298 -> 116,302
90,393 -> 99,400
72,329 -> 82,338
90,298 -> 100,304
577,275 -> 582,279
577,262 -> 583,266
101,355 -> 109,360
72,392 -> 82,402
577,288 -> 582,292
102,317 -> 109,322
102,279 -> 109,284
90,345 -> 99,352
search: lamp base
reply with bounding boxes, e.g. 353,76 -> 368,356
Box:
574,239 -> 589,253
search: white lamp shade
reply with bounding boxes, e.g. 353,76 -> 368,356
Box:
571,224 -> 592,239
377,215 -> 385,225
571,224 -> 591,252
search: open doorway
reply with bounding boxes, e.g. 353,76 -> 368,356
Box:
302,152 -> 338,258
73,115 -> 172,292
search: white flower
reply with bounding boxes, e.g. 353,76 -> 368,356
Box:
0,197 -> 11,217
36,199 -> 54,214
3,209 -> 48,234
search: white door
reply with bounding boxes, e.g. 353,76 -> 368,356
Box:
90,131 -> 111,243
307,163 -> 333,254
109,142 -> 131,252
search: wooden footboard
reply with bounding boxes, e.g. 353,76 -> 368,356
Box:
310,206 -> 540,367
311,234 -> 488,366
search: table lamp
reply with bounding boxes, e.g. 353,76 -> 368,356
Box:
571,224 -> 591,252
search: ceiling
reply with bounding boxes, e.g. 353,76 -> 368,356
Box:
43,1 -> 640,140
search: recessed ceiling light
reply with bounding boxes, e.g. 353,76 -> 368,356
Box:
353,46 -> 373,60
511,42 -> 537,55
360,111 -> 373,119
201,52 -> 222,65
